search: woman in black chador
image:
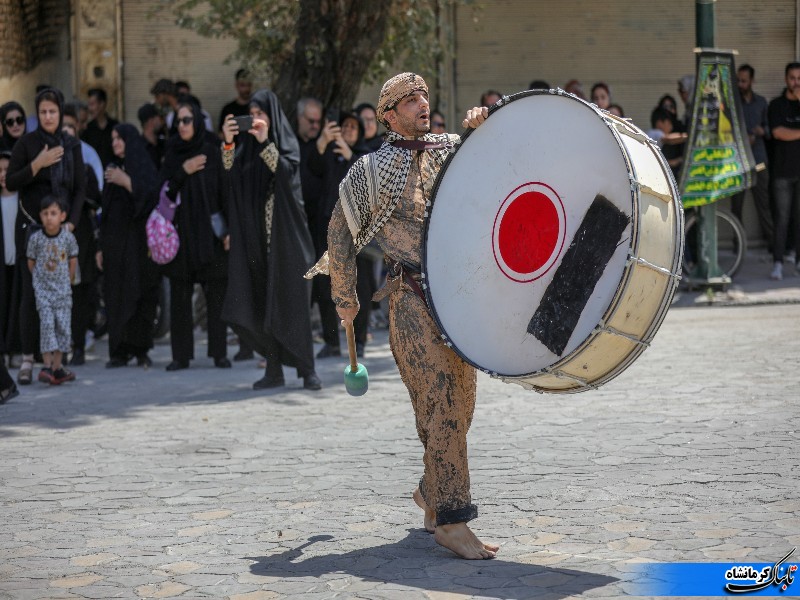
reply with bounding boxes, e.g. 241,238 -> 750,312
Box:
221,89 -> 321,390
160,101 -> 230,371
99,123 -> 160,367
6,87 -> 85,385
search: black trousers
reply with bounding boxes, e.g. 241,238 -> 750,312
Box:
108,279 -> 159,360
2,264 -> 19,354
731,169 -> 773,251
0,360 -> 13,390
70,282 -> 94,352
314,254 -> 374,347
314,274 -> 341,348
16,256 -> 39,356
169,276 -> 228,363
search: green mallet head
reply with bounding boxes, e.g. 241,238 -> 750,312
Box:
344,362 -> 369,396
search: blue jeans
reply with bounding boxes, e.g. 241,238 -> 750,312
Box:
771,176 -> 800,263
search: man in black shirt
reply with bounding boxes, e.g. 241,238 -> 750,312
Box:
137,103 -> 165,169
82,88 -> 118,168
731,64 -> 773,252
767,62 -> 800,280
218,69 -> 253,133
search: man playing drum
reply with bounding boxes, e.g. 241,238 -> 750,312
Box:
323,73 -> 495,559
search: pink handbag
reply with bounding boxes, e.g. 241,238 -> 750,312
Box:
146,183 -> 180,265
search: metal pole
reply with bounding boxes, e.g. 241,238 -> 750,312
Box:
689,0 -> 727,284
696,0 -> 715,47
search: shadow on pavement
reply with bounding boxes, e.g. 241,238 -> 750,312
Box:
245,530 -> 618,598
0,329 -> 401,434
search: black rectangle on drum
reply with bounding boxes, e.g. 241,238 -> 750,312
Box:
528,194 -> 629,356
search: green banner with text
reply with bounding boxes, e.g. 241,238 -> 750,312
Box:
679,50 -> 756,208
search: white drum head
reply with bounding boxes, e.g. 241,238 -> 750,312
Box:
424,92 -> 634,377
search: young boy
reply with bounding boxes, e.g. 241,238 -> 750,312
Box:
26,196 -> 79,385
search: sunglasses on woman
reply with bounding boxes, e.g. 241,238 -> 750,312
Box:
176,116 -> 194,126
4,116 -> 24,127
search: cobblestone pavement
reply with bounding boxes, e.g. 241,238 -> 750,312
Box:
1,301 -> 799,599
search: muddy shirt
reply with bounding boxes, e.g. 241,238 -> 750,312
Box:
328,148 -> 438,308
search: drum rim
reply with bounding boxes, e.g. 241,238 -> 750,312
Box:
422,88 -> 682,387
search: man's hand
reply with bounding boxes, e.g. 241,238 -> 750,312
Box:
462,106 -> 489,129
336,305 -> 359,326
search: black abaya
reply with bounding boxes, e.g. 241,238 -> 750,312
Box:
6,88 -> 86,357
222,89 -> 316,375
159,103 -> 229,363
100,123 -> 160,359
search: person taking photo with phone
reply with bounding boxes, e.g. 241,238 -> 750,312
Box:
220,90 -> 321,391
308,110 -> 373,359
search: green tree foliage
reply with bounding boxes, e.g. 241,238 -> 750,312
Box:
154,0 -> 474,121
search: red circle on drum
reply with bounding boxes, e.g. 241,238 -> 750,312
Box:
492,182 -> 566,282
497,191 -> 559,274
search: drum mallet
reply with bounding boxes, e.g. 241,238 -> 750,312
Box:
343,321 -> 368,396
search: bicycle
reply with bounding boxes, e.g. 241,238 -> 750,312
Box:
682,207 -> 747,279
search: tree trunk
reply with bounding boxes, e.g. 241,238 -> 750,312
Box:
274,0 -> 391,124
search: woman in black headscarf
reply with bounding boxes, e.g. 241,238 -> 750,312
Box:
354,103 -> 383,152
6,87 -> 85,385
0,102 -> 27,153
160,101 -> 230,371
99,123 -> 160,367
221,89 -> 320,390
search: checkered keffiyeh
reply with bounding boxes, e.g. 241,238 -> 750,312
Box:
376,72 -> 429,127
304,129 -> 459,279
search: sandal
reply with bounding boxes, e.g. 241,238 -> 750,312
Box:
0,384 -> 19,404
17,362 -> 33,386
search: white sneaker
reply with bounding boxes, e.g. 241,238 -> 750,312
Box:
85,330 -> 95,352
783,251 -> 796,266
770,262 -> 783,280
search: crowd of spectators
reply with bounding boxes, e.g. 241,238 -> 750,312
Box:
1,61 -> 799,403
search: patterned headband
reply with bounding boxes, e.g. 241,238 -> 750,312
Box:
376,72 -> 429,127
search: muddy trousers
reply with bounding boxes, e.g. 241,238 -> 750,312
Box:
388,282 -> 478,526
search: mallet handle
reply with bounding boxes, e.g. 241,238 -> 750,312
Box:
345,321 -> 358,372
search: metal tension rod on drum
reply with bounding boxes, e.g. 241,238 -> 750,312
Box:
626,254 -> 682,281
592,322 -> 650,348
630,177 -> 674,205
540,368 -> 599,391
614,122 -> 675,206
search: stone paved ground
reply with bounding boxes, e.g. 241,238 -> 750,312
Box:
1,300 -> 799,599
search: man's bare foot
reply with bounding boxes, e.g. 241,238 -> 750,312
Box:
412,488 -> 437,533
434,522 -> 499,559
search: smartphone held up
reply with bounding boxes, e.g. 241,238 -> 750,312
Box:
233,115 -> 254,132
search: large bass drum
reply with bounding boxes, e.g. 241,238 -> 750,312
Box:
422,90 -> 683,393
